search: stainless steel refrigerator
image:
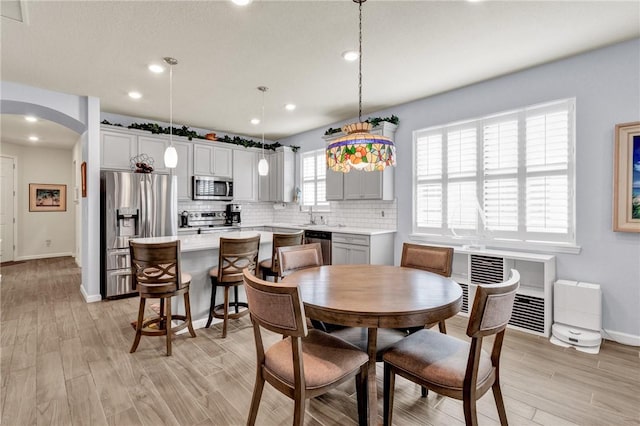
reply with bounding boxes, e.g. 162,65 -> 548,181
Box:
100,171 -> 177,299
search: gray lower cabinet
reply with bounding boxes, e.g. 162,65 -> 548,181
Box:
331,232 -> 394,265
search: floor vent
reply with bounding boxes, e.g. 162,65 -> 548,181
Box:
459,283 -> 469,313
470,255 -> 504,284
509,293 -> 545,333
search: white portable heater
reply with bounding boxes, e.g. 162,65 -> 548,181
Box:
550,280 -> 602,354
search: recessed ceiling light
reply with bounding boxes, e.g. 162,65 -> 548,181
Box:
284,104 -> 296,111
231,0 -> 252,5
128,91 -> 142,99
29,136 -> 39,141
148,64 -> 165,73
251,118 -> 260,125
25,116 -> 38,122
342,50 -> 359,61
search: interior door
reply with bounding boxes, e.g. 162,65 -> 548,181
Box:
1,156 -> 16,262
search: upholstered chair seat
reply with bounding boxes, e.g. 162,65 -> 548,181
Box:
383,329 -> 493,390
264,329 -> 369,390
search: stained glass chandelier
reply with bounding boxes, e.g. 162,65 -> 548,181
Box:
326,0 -> 396,173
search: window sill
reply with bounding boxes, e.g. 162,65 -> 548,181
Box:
408,234 -> 582,255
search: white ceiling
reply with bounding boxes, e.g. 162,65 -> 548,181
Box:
1,0 -> 639,146
1,114 -> 80,149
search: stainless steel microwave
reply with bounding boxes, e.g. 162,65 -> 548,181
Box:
192,176 -> 233,201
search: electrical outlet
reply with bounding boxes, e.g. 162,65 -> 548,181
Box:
45,240 -> 51,247
381,210 -> 385,217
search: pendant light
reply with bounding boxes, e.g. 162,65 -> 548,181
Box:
163,57 -> 179,169
326,0 -> 396,173
257,86 -> 269,176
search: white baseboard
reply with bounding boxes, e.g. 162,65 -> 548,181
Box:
603,329 -> 640,347
80,285 -> 102,303
176,317 -> 220,334
16,252 -> 74,261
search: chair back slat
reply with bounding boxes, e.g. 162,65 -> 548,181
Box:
277,243 -> 323,278
400,243 -> 453,277
243,269 -> 307,337
218,235 -> 260,283
270,231 -> 305,273
467,269 -> 520,338
130,240 -> 181,291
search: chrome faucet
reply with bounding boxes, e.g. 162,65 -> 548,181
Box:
309,209 -> 316,225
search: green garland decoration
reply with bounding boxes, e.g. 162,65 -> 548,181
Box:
323,114 -> 399,136
101,120 -> 299,152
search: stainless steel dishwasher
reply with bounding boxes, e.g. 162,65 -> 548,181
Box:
303,230 -> 332,265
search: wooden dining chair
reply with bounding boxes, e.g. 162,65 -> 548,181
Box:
205,234 -> 260,338
401,243 -> 454,333
277,242 -> 323,278
259,230 -> 304,282
243,269 -> 369,426
129,240 -> 196,356
383,270 -> 520,426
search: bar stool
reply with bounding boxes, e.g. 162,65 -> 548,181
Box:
206,234 -> 260,338
129,240 -> 196,356
259,230 -> 304,282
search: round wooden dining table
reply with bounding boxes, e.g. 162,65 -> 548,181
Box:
283,264 -> 463,425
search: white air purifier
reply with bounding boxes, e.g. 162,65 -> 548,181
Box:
550,280 -> 602,354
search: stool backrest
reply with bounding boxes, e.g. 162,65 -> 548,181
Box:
277,243 -> 323,278
270,230 -> 305,273
129,240 -> 181,292
400,243 -> 453,277
217,235 -> 261,283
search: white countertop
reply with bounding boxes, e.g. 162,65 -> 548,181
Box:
131,231 -> 273,253
240,223 -> 396,236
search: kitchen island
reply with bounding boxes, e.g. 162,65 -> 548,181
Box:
131,230 -> 273,330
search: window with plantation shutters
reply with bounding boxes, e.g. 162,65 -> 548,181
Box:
301,149 -> 329,208
413,98 -> 575,248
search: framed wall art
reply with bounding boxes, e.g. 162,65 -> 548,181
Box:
613,121 -> 640,232
81,161 -> 87,198
29,183 -> 67,212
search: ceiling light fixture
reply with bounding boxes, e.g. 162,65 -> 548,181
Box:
257,86 -> 269,176
251,118 -> 260,125
163,57 -> 178,169
284,103 -> 296,111
29,136 -> 39,141
231,0 -> 252,6
148,64 -> 165,73
25,116 -> 37,122
342,50 -> 359,61
326,0 -> 396,173
128,91 -> 142,99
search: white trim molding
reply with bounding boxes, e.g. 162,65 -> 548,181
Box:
603,329 -> 640,347
17,252 -> 75,261
80,285 -> 102,303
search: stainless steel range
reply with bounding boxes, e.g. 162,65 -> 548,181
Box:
181,210 -> 239,234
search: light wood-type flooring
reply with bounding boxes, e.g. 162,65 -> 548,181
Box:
1,257 -> 639,425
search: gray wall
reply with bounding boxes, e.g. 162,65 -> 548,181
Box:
281,39 -> 640,341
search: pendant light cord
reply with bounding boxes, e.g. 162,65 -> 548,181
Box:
261,88 -> 265,160
169,64 -> 173,145
358,0 -> 363,123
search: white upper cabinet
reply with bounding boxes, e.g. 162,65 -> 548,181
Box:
173,140 -> 193,200
233,149 -> 259,202
258,147 -> 295,203
101,130 -> 137,170
193,144 -> 233,178
323,121 -> 397,201
138,136 -> 169,174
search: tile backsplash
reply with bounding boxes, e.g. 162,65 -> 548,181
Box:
178,200 -> 397,230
